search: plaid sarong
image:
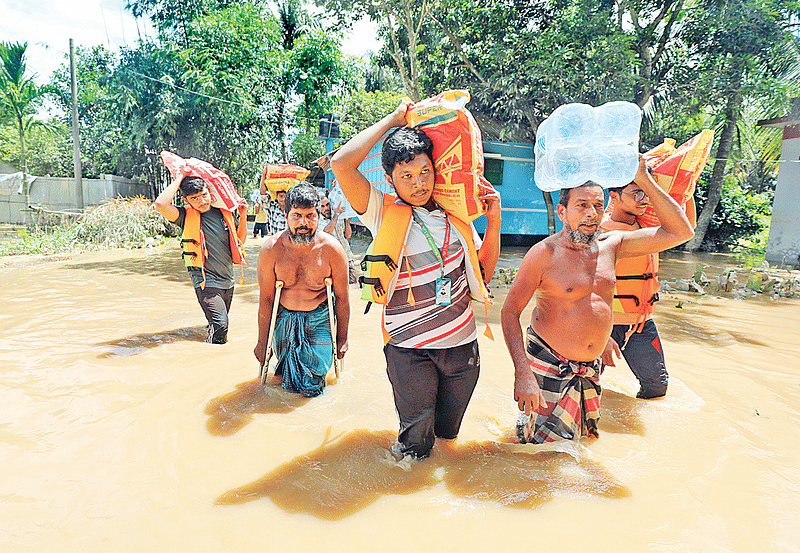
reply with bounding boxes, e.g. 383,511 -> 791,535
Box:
516,327 -> 603,443
273,301 -> 334,397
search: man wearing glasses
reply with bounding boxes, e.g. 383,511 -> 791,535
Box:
600,180 -> 697,399
253,183 -> 350,397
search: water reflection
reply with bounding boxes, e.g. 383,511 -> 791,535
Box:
96,326 -> 207,357
205,379 -> 311,436
216,429 -> 629,519
597,389 -> 646,435
440,441 -> 630,508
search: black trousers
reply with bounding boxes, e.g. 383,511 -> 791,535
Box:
194,286 -> 234,344
384,340 -> 480,459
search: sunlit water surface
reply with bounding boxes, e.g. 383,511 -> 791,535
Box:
1,239 -> 798,552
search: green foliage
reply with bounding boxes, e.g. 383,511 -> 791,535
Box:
0,197 -> 181,257
332,89 -> 404,142
289,131 -> 324,167
0,226 -> 82,256
694,175 -> 773,252
291,31 -> 358,133
0,41 -> 57,193
0,123 -> 72,176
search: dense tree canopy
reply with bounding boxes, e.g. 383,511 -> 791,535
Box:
3,0 -> 800,250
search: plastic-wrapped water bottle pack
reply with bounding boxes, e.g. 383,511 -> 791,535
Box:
534,101 -> 641,192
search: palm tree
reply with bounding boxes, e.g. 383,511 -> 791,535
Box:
0,41 -> 51,211
681,0 -> 799,251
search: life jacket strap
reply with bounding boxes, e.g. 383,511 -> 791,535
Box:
360,254 -> 397,272
180,238 -> 200,245
614,293 -> 640,307
181,251 -> 198,259
359,276 -> 385,297
616,272 -> 657,281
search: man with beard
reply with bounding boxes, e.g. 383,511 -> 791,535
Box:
253,183 -> 350,396
500,156 -> 693,443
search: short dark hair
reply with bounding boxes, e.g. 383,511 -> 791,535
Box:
558,181 -> 602,208
284,182 -> 320,214
179,176 -> 206,197
381,126 -> 434,176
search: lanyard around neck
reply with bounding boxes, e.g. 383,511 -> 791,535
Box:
412,210 -> 450,276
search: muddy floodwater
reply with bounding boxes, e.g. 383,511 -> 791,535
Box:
1,237 -> 799,552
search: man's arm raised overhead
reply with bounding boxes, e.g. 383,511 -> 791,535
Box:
610,155 -> 695,260
330,101 -> 411,215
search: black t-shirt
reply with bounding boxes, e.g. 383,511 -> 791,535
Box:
174,206 -> 237,289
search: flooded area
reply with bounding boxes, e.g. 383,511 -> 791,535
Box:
1,237 -> 799,552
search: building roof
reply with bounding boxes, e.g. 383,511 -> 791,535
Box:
757,98 -> 800,128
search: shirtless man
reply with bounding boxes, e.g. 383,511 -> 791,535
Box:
253,183 -> 350,397
500,157 -> 694,443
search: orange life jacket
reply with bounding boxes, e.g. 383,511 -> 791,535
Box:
181,206 -> 244,289
358,194 -> 494,343
600,218 -> 659,333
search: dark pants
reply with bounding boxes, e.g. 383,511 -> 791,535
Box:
611,318 -> 668,399
194,286 -> 234,344
253,222 -> 267,237
384,340 -> 480,459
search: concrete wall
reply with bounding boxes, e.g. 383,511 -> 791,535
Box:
766,127 -> 800,268
0,175 -> 155,224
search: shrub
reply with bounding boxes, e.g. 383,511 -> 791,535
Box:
0,197 -> 181,256
695,176 -> 772,252
72,196 -> 180,247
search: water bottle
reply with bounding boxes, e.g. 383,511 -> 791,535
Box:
549,103 -> 595,146
534,101 -> 641,192
552,146 -> 593,189
595,102 -> 641,143
593,144 -> 639,187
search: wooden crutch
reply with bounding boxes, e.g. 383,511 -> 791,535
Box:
260,280 -> 284,384
324,277 -> 341,377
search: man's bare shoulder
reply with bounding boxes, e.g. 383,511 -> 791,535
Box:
259,232 -> 285,255
597,229 -> 625,252
525,233 -> 560,261
315,231 -> 346,256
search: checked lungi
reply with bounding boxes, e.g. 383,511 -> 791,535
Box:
516,327 -> 603,443
273,301 -> 335,397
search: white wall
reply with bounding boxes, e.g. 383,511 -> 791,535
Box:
0,175 -> 154,224
766,132 -> 800,267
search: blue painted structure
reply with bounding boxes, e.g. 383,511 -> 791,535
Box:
321,136 -> 559,239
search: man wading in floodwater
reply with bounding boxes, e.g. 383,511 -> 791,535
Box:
155,166 -> 248,344
501,156 -> 694,443
253,183 -> 350,397
600,180 -> 697,399
331,101 -> 501,460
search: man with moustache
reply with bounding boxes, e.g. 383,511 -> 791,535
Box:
501,157 -> 694,443
254,183 -> 350,397
330,102 -> 501,460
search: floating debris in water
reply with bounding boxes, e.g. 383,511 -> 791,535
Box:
661,264 -> 800,299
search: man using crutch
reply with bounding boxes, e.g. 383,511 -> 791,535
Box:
253,183 -> 350,397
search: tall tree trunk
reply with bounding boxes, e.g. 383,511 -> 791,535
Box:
684,92 -> 742,252
543,190 -> 556,235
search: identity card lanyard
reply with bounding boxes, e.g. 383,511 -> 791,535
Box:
412,211 -> 452,306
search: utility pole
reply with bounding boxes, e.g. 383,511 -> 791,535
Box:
69,39 -> 84,210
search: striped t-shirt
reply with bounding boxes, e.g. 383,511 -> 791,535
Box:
360,187 -> 482,349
